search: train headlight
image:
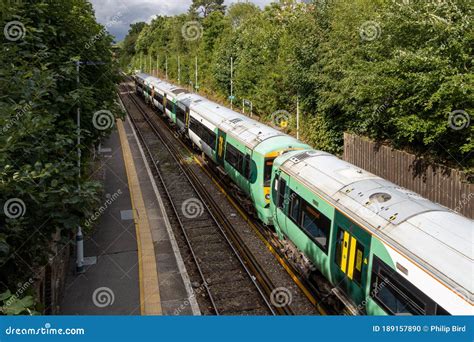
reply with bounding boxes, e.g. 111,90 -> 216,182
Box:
265,194 -> 270,200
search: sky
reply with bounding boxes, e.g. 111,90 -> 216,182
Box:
89,0 -> 274,42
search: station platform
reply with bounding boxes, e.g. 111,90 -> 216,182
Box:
60,117 -> 198,315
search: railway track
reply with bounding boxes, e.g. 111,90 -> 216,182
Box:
119,82 -> 293,315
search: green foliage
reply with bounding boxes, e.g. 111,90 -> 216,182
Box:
190,0 -> 226,17
0,0 -> 118,304
119,22 -> 146,69
0,290 -> 38,315
119,0 -> 472,170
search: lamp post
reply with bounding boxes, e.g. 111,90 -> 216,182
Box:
178,55 -> 181,84
296,95 -> 300,140
195,56 -> 198,91
74,60 -> 105,273
230,57 -> 233,109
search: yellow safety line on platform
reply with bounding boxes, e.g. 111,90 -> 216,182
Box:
117,118 -> 162,315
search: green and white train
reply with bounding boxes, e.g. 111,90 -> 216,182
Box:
134,72 -> 473,315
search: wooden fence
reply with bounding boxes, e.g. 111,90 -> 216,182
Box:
343,133 -> 473,219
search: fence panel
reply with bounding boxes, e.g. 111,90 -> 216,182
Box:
343,133 -> 473,219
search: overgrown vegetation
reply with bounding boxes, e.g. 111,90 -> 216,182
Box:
0,0 -> 118,313
120,0 -> 472,170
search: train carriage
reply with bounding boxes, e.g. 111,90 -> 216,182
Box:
148,78 -> 169,112
134,72 -> 148,96
270,150 -> 473,315
175,93 -> 207,134
188,100 -> 310,224
135,73 -> 188,123
133,72 -> 473,316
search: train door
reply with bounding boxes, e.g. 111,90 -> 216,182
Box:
216,129 -> 226,167
242,147 -> 253,196
332,211 -> 371,306
272,171 -> 290,235
163,93 -> 167,117
185,107 -> 190,132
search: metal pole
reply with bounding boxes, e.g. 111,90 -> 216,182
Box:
242,99 -> 245,114
75,61 -> 84,274
195,56 -> 198,90
76,226 -> 84,273
230,57 -> 233,110
76,61 -> 81,181
296,95 -> 300,140
178,55 -> 181,84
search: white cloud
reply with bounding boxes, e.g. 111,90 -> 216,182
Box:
88,0 -> 274,41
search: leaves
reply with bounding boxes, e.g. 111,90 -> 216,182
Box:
120,0 -> 472,170
1,0 -> 118,303
0,290 -> 37,315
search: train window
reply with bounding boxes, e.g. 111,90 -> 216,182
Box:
264,158 -> 275,187
189,117 -> 200,134
243,154 -> 251,180
154,92 -> 163,103
166,99 -> 174,112
277,179 -> 286,210
300,201 -> 331,252
371,256 -> 427,315
189,117 -> 216,149
289,191 -> 301,222
176,105 -> 186,123
352,240 -> 364,285
225,143 -> 240,171
201,125 -> 216,150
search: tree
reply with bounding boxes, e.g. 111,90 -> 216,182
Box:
122,0 -> 473,170
189,0 -> 225,17
1,0 -> 118,312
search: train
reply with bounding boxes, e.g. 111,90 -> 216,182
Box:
132,72 -> 473,315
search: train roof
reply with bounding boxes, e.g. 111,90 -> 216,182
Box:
176,92 -> 207,108
135,73 -> 188,97
136,72 -> 288,149
277,150 -> 473,304
135,72 -> 148,81
192,100 -> 286,149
